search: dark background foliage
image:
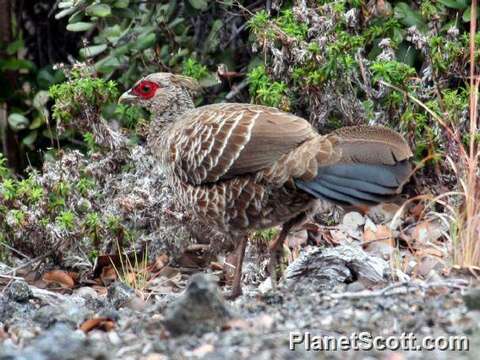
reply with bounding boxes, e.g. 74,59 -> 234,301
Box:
0,0 -> 476,178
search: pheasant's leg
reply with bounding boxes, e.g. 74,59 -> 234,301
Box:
268,225 -> 290,290
268,213 -> 306,289
226,235 -> 248,299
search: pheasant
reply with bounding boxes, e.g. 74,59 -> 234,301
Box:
119,73 -> 412,298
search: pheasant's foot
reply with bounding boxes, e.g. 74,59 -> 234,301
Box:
225,282 -> 243,300
224,234 -> 248,300
268,249 -> 278,290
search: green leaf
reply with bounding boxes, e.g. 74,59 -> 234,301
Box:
1,59 -> 35,71
396,43 -> 418,67
68,10 -> 84,23
438,0 -> 469,9
95,55 -> 124,73
198,73 -> 221,87
79,44 -> 108,58
168,17 -> 184,28
22,131 -> 38,147
55,7 -> 77,19
66,22 -> 94,32
394,3 -> 427,31
37,69 -> 55,89
113,0 -> 129,8
463,7 -> 471,21
6,39 -> 24,55
58,1 -> 74,9
205,20 -> 223,53
462,7 -> 480,22
33,91 -> 50,109
29,116 -> 45,130
86,4 -> 111,17
8,113 -> 29,131
166,0 -> 177,19
188,0 -> 208,11
134,33 -> 157,51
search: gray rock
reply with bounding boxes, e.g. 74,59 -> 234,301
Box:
5,280 -> 32,303
19,323 -> 108,360
463,288 -> 480,310
33,300 -> 91,329
163,273 -> 233,336
0,293 -> 36,323
107,282 -> 135,309
0,295 -> 17,322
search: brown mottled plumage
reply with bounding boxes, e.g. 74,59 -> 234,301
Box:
119,73 -> 413,297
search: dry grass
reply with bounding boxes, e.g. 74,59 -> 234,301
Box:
452,0 -> 480,269
383,1 -> 480,271
111,239 -> 150,294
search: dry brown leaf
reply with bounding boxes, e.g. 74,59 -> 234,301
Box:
411,221 -> 444,245
363,225 -> 393,244
415,247 -> 445,258
42,270 -> 75,289
367,203 -> 400,223
142,354 -> 168,360
153,254 -> 169,271
415,255 -> 445,277
287,229 -> 308,249
222,318 -> 252,331
222,314 -> 274,332
176,252 -> 205,268
383,353 -> 405,360
0,327 -> 8,341
92,285 -> 108,296
252,314 -> 274,331
209,261 -> 224,271
80,317 -> 115,333
188,344 -> 214,358
363,225 -> 394,258
409,202 -> 425,219
100,265 -> 117,285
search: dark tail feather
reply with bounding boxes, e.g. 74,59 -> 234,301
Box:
295,160 -> 411,206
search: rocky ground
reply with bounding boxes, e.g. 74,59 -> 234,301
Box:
1,241 -> 479,360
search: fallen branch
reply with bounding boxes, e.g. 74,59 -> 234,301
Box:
326,279 -> 468,300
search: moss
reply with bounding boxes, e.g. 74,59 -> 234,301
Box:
428,35 -> 466,74
112,104 -> 148,130
1,179 -> 17,201
83,132 -> 99,153
53,181 -> 71,198
247,10 -> 272,38
17,177 -> 45,204
76,178 -> 96,196
370,60 -> 416,86
49,73 -> 118,124
247,65 -> 290,109
56,210 -> 75,231
0,154 -> 11,179
276,9 -> 308,39
252,228 -> 279,246
8,209 -> 26,227
84,212 -> 100,230
182,58 -> 209,80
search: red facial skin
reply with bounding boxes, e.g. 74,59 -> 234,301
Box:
131,80 -> 160,99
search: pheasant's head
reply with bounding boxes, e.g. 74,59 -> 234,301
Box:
118,72 -> 199,117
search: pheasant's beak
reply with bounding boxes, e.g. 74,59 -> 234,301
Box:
118,91 -> 137,104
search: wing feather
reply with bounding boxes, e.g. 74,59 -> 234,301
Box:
168,103 -> 316,185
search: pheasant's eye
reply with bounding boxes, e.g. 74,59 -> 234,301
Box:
132,80 -> 159,99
